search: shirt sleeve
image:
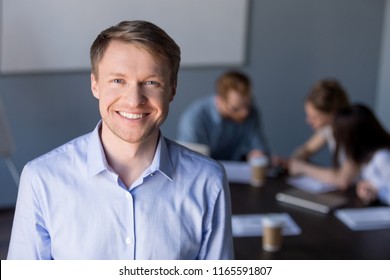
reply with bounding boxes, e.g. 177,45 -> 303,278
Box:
375,153 -> 390,205
365,150 -> 390,206
7,164 -> 52,260
177,108 -> 203,144
197,170 -> 234,260
377,185 -> 390,205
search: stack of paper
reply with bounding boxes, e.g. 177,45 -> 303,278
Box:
287,176 -> 338,193
220,160 -> 287,183
335,207 -> 390,231
231,213 -> 302,237
220,161 -> 251,184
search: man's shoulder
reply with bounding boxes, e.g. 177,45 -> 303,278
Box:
184,96 -> 214,114
165,138 -> 225,174
26,132 -> 91,168
180,96 -> 220,128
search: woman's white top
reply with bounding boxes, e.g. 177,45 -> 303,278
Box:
361,149 -> 390,205
318,125 -> 346,164
318,125 -> 335,153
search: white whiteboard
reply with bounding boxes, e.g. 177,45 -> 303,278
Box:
0,0 -> 249,73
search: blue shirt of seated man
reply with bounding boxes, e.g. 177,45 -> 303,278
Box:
177,95 -> 269,161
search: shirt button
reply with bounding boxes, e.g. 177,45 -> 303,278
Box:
125,193 -> 131,199
125,237 -> 131,244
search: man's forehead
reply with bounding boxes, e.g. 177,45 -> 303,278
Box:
226,90 -> 250,104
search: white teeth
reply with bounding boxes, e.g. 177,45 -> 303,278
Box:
119,112 -> 145,119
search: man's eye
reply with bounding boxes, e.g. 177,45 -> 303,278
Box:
113,79 -> 125,84
144,81 -> 159,86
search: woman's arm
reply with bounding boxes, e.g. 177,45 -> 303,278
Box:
289,158 -> 359,190
291,131 -> 327,160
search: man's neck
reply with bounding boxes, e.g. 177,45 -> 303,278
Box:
99,127 -> 159,188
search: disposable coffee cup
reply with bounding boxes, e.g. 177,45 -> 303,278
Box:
249,156 -> 269,187
262,214 -> 284,252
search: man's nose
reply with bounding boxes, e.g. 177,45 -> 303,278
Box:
123,84 -> 147,106
238,108 -> 249,118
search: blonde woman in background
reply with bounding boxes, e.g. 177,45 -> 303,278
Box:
292,79 -> 349,160
289,79 -> 360,190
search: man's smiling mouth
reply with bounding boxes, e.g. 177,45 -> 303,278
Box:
118,111 -> 148,119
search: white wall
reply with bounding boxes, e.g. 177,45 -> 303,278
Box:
1,0 -> 248,73
376,0 -> 390,130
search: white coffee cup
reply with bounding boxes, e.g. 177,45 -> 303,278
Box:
262,214 -> 284,252
249,156 -> 269,187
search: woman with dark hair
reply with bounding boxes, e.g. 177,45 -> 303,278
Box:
333,104 -> 390,205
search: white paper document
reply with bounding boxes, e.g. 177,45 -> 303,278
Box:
220,161 -> 251,184
335,207 -> 390,231
232,213 -> 302,237
287,176 -> 338,193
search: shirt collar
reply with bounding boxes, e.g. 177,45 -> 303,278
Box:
157,135 -> 173,181
140,133 -> 173,181
86,121 -> 107,177
87,121 -> 173,181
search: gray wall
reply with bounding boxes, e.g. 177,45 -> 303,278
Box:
0,0 -> 385,207
377,0 -> 390,131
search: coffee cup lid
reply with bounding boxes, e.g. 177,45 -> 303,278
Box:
262,214 -> 284,227
249,156 -> 269,166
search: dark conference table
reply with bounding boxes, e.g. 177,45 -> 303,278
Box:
229,177 -> 390,260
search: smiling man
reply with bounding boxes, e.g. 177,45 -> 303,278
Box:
7,21 -> 234,260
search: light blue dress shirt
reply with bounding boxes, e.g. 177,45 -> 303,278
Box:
177,95 -> 269,161
7,122 -> 234,260
361,149 -> 390,205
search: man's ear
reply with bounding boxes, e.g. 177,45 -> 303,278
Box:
169,83 -> 177,102
91,73 -> 99,99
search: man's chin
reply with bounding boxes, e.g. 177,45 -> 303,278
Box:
233,118 -> 246,123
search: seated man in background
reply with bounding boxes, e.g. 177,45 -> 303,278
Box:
177,70 -> 269,162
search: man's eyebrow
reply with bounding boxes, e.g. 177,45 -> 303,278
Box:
107,72 -> 127,77
144,74 -> 165,80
